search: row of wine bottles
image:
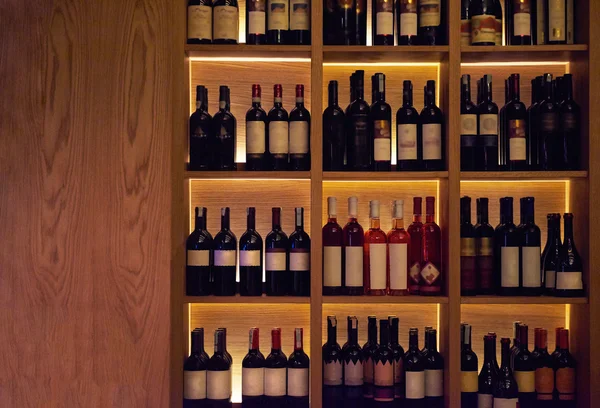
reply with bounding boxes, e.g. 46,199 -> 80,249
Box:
189,84 -> 311,171
461,323 -> 576,408
461,73 -> 580,171
184,327 -> 310,407
324,0 -> 445,46
187,0 -> 311,45
323,196 -> 443,296
323,316 -> 444,405
323,72 -> 445,172
186,207 -> 311,297
460,196 -> 584,297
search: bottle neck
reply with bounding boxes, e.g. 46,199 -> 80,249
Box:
500,202 -> 513,224
349,327 -> 358,344
461,82 -> 471,103
356,84 -> 365,100
295,208 -> 304,231
247,210 -> 256,230
564,216 -> 574,241
191,331 -> 205,354
252,98 -> 261,108
483,79 -> 492,102
272,209 -> 281,230
393,217 -> 404,229
329,84 -> 338,107
214,330 -> 226,353
221,209 -> 230,230
544,77 -> 554,101
390,321 -> 399,346
462,326 -> 472,351
409,332 -> 418,349
327,322 -> 337,344
535,330 -> 548,352
483,337 -> 496,362
370,217 -> 380,229
380,324 -> 390,346
563,76 -> 573,100
500,341 -> 511,369
271,330 -> 282,351
412,214 -> 422,223
249,328 -> 260,352
403,87 -> 413,106
294,328 -> 303,351
427,331 -> 437,352
460,202 -> 471,224
368,321 -> 377,343
479,202 -> 489,224
511,77 -> 520,101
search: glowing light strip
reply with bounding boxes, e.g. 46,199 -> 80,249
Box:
188,179 -> 193,234
436,180 -> 440,225
564,180 -> 570,330
461,61 -> 569,67
190,57 -> 311,63
323,179 -> 441,183
565,304 -> 570,330
323,62 -> 441,67
461,179 -> 571,183
436,303 -> 440,346
187,303 -> 192,355
189,178 -> 310,182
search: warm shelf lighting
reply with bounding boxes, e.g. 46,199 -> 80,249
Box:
323,62 -> 440,67
189,57 -> 311,63
461,61 -> 569,67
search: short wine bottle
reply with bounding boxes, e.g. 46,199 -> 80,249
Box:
398,0 -> 418,45
323,197 -> 343,295
373,320 -> 394,402
346,70 -> 372,171
387,200 -> 411,295
213,207 -> 237,296
189,85 -> 214,171
213,0 -> 239,44
418,0 -> 443,45
363,316 -> 379,399
239,207 -> 263,296
420,80 -> 445,171
268,84 -> 289,170
246,84 -> 268,171
288,328 -> 309,408
242,328 -> 265,407
531,328 -> 554,406
461,196 -> 477,296
475,198 -> 495,295
471,0 -> 497,45
246,0 -> 267,44
508,0 -> 532,45
424,329 -> 443,407
184,329 -> 210,407
289,207 -> 311,296
289,0 -> 310,44
408,197 -> 424,294
555,329 -> 577,403
546,0 -> 567,44
477,75 -> 499,171
518,197 -> 542,295
460,75 -> 478,171
538,73 -> 560,170
404,328 -> 425,405
289,84 -> 310,171
188,0 -> 213,44
421,197 -> 442,295
478,333 -> 498,408
365,200 -> 388,296
343,197 -> 364,295
207,330 -> 232,406
557,213 -> 584,296
494,197 -> 520,296
264,328 -> 287,405
266,207 -> 290,296
493,338 -> 519,408
343,316 -> 364,401
460,0 -> 471,46
505,74 -> 528,171
388,316 -> 405,400
460,324 -> 478,407
513,324 -> 536,406
372,0 -> 394,45
371,73 -> 392,171
213,86 -> 237,170
542,213 -> 561,295
267,0 -> 289,44
323,316 -> 343,403
187,207 -> 213,296
323,80 -> 346,171
559,74 -> 580,170
397,80 -> 421,171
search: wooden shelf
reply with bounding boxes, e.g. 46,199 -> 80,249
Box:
323,45 -> 448,63
185,44 -> 311,60
460,171 -> 588,180
461,296 -> 588,304
324,171 -> 448,181
185,171 -> 311,180
324,296 -> 448,304
461,44 -> 588,63
185,295 -> 310,304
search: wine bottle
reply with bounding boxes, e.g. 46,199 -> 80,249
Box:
420,80 -> 445,171
551,326 -> 564,360
213,0 -> 239,44
220,328 -> 233,364
494,0 -> 502,45
557,213 -> 584,296
323,80 -> 346,171
189,85 -> 214,171
538,73 -> 560,170
422,327 -> 432,357
188,0 -> 213,44
289,0 -> 310,44
514,324 -> 536,406
418,0 -> 442,45
461,75 -> 478,171
424,329 -> 443,406
289,207 -> 310,296
531,328 -> 554,406
354,0 -> 367,44
478,333 -> 498,408
471,0 -> 497,45
343,316 -> 364,401
363,316 -> 378,399
508,0 -> 532,45
388,316 -> 405,400
267,0 -> 289,44
555,329 -> 577,403
242,328 -> 265,407
246,84 -> 268,171
542,213 -> 561,295
246,0 -> 267,44
207,329 -> 232,405
323,0 -> 336,45
184,329 -> 210,407
365,200 -> 387,295
460,0 -> 472,46
387,200 -> 411,295
505,74 -> 528,170
268,84 -> 289,170
346,70 -> 372,171
518,197 -> 542,295
323,197 -> 343,295
421,196 -> 442,295
499,78 -> 510,169
266,207 -> 290,296
396,80 -> 421,171
373,320 -> 394,402
559,74 -> 580,170
323,316 -> 343,403
336,0 -> 356,45
187,207 -> 213,296
343,197 -> 364,295
213,86 -> 237,170
461,196 -> 477,296
546,0 -> 567,44
528,76 -> 543,170
475,198 -> 495,295
213,207 -> 237,296
408,197 -> 424,294
264,328 -> 287,405
495,197 -> 520,296
239,207 -> 263,296
510,321 -> 522,369
477,74 -> 499,171
460,324 -> 478,407
493,338 -> 519,407
405,328 -> 425,404
372,0 -> 394,45
371,73 -> 392,171
288,328 -> 309,407
398,0 -> 419,45
289,84 -> 310,171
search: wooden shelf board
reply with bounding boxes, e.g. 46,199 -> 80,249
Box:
323,296 -> 448,304
461,296 -> 587,305
461,44 -> 588,63
323,46 -> 449,63
324,171 -> 448,181
184,295 -> 310,304
185,171 -> 311,180
185,44 -> 311,60
460,171 -> 588,180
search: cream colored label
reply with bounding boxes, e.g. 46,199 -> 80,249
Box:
480,114 -> 498,135
214,250 -> 236,267
374,361 -> 394,386
266,252 -> 286,271
397,124 -> 417,160
461,371 -> 478,392
188,5 -> 212,40
493,398 -> 519,408
478,394 -> 493,408
405,371 -> 425,399
419,0 -> 440,27
240,250 -> 261,267
548,0 -> 566,41
269,121 -> 289,154
188,250 -> 210,266
423,123 -> 442,160
369,243 -> 387,290
324,246 -> 342,287
207,370 -> 231,400
184,370 -> 207,399
213,6 -> 239,41
522,246 -> 541,288
510,138 -> 526,161
248,11 -> 266,34
421,262 -> 440,284
514,370 -> 535,393
290,0 -> 310,30
289,121 -> 309,154
501,247 -> 519,287
345,360 -> 364,386
425,369 -> 443,397
324,361 -> 343,385
376,12 -> 394,35
288,368 -> 309,397
268,0 -> 289,30
471,14 -> 496,43
242,367 -> 264,396
461,114 -> 477,135
246,121 -> 266,154
400,13 -> 418,36
374,138 -> 391,161
389,243 -> 408,290
566,0 -> 574,43
545,269 -> 556,289
345,246 -> 363,287
265,367 -> 287,396
514,12 -> 531,36
556,271 -> 583,290
290,251 -> 310,271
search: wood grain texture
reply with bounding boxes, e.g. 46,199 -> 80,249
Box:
323,46 -> 448,63
0,0 -> 172,406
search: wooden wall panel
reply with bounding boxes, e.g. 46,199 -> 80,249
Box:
0,0 -> 172,406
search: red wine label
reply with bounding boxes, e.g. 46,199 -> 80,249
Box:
536,366 -> 554,400
561,112 -> 578,131
240,250 -> 261,267
545,269 -> 556,289
478,394 -> 493,408
242,367 -> 265,396
375,0 -> 393,35
246,121 -> 266,154
420,262 -> 440,285
461,371 -> 478,392
213,6 -> 239,41
188,5 -> 212,40
399,0 -> 417,36
556,367 -> 575,400
419,0 -> 440,27
425,369 -> 443,397
422,124 -> 442,160
248,0 -> 266,34
364,357 -> 374,383
513,0 -> 531,36
548,0 -> 566,41
369,243 -> 387,290
324,361 -> 343,385
460,19 -> 471,45
509,119 -> 527,161
268,0 -> 289,30
461,238 -> 477,291
266,249 -> 287,271
187,250 -> 210,266
405,371 -> 425,399
501,247 -> 519,288
471,14 -> 496,44
345,246 -> 364,287
373,120 -> 391,161
493,398 -> 518,408
556,271 -> 583,290
515,370 -> 535,393
207,369 -> 232,400
288,367 -> 309,397
290,248 -> 310,271
214,250 -> 236,267
265,367 -> 287,396
184,370 -> 207,399
290,0 -> 310,30
269,121 -> 289,154
289,121 -> 309,154
345,360 -> 364,386
522,246 -> 541,288
397,124 -> 417,160
389,243 -> 408,290
323,246 -> 342,287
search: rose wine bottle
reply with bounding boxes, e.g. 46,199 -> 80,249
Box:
343,197 -> 364,295
189,85 -> 214,170
242,328 -> 265,407
184,329 -> 210,407
323,316 -> 343,404
494,197 -> 520,296
557,213 -> 584,297
421,197 -> 442,295
239,207 -> 263,296
518,197 -> 542,296
288,328 -> 309,408
212,86 -> 237,170
289,84 -> 311,171
246,84 -> 268,171
387,200 -> 411,295
187,207 -> 213,296
266,208 -> 290,296
461,196 -> 477,296
460,324 -> 478,407
323,197 -> 343,295
264,328 -> 287,405
555,329 -> 577,403
207,329 -> 232,405
362,316 -> 378,399
343,316 -> 364,402
396,80 -> 421,171
289,207 -> 311,296
365,200 -> 388,295
514,324 -> 536,406
542,213 -> 561,295
408,197 -> 423,294
404,328 -> 425,405
212,207 -> 237,296
424,329 -> 443,407
478,332 -> 498,408
373,320 -> 394,402
493,338 -> 519,408
475,198 -> 495,295
389,316 -> 405,400
531,328 -> 555,406
268,84 -> 289,170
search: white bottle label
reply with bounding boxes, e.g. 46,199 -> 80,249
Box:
289,121 -> 309,154
425,369 -> 443,397
323,246 -> 342,287
400,13 -> 418,36
493,398 -> 519,408
509,138 -> 526,161
266,251 -> 287,271
545,269 -> 556,289
268,0 -> 289,30
345,246 -> 363,287
501,247 -> 519,288
374,138 -> 391,162
522,246 -> 541,288
548,0 -> 566,41
188,250 -> 210,266
290,250 -> 310,271
514,13 -> 531,37
460,114 -> 478,135
290,0 -> 310,30
324,361 -> 343,385
556,271 -> 583,290
246,121 -> 266,154
207,370 -> 231,400
242,367 -> 265,396
184,370 -> 207,400
376,12 -> 394,35
214,250 -> 236,267
248,11 -> 266,35
369,243 -> 387,290
422,123 -> 442,160
188,5 -> 212,40
345,360 -> 364,386
479,114 -> 498,135
213,6 -> 239,41
288,367 -> 309,397
269,121 -> 289,154
265,367 -> 287,396
397,123 -> 417,160
405,371 -> 425,399
389,243 -> 408,290
419,0 -> 441,27
478,393 -> 493,408
240,250 -> 261,267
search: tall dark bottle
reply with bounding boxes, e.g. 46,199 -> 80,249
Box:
268,84 -> 289,170
289,84 -> 311,171
475,198 -> 495,294
398,0 -> 419,44
246,84 -> 267,171
542,213 -> 561,295
323,316 -> 343,404
266,207 -> 290,296
404,328 -> 425,407
207,330 -> 232,406
184,329 -> 210,407
513,324 -> 535,406
373,320 -> 394,402
477,74 -> 499,170
460,324 -> 478,407
478,333 -> 499,408
505,74 -> 528,171
346,71 -> 372,171
288,328 -> 310,407
246,0 -> 267,44
355,0 -> 367,45
189,85 -> 214,171
518,197 -> 542,295
418,0 -> 443,44
187,207 -> 213,296
289,0 -> 311,44
289,207 -> 310,296
420,80 -> 445,171
323,197 -> 343,295
343,197 -> 364,295
538,73 -> 560,170
188,0 -> 213,44
531,328 -> 555,406
388,316 -> 405,400
332,0 -> 356,45
557,213 -> 584,297
461,197 -> 477,296
242,328 -> 265,407
323,80 -> 346,171
212,207 -> 237,296
507,0 -> 532,45
212,0 -> 238,43
371,73 -> 392,171
343,316 -> 364,402
424,329 -> 443,407
470,0 -> 497,45
499,78 -> 510,169
372,0 -> 394,45
495,197 -> 520,296
264,328 -> 287,405
546,0 -> 567,44
460,75 -> 478,171
493,338 -> 519,408
528,76 -> 543,169
239,207 -> 263,296
559,74 -> 580,169
213,86 -> 237,170
362,316 -> 379,399
460,0 -> 471,46
555,329 -> 577,404
397,80 -> 421,171
267,0 -> 289,44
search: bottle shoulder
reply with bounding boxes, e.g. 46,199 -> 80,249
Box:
240,230 -> 263,247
